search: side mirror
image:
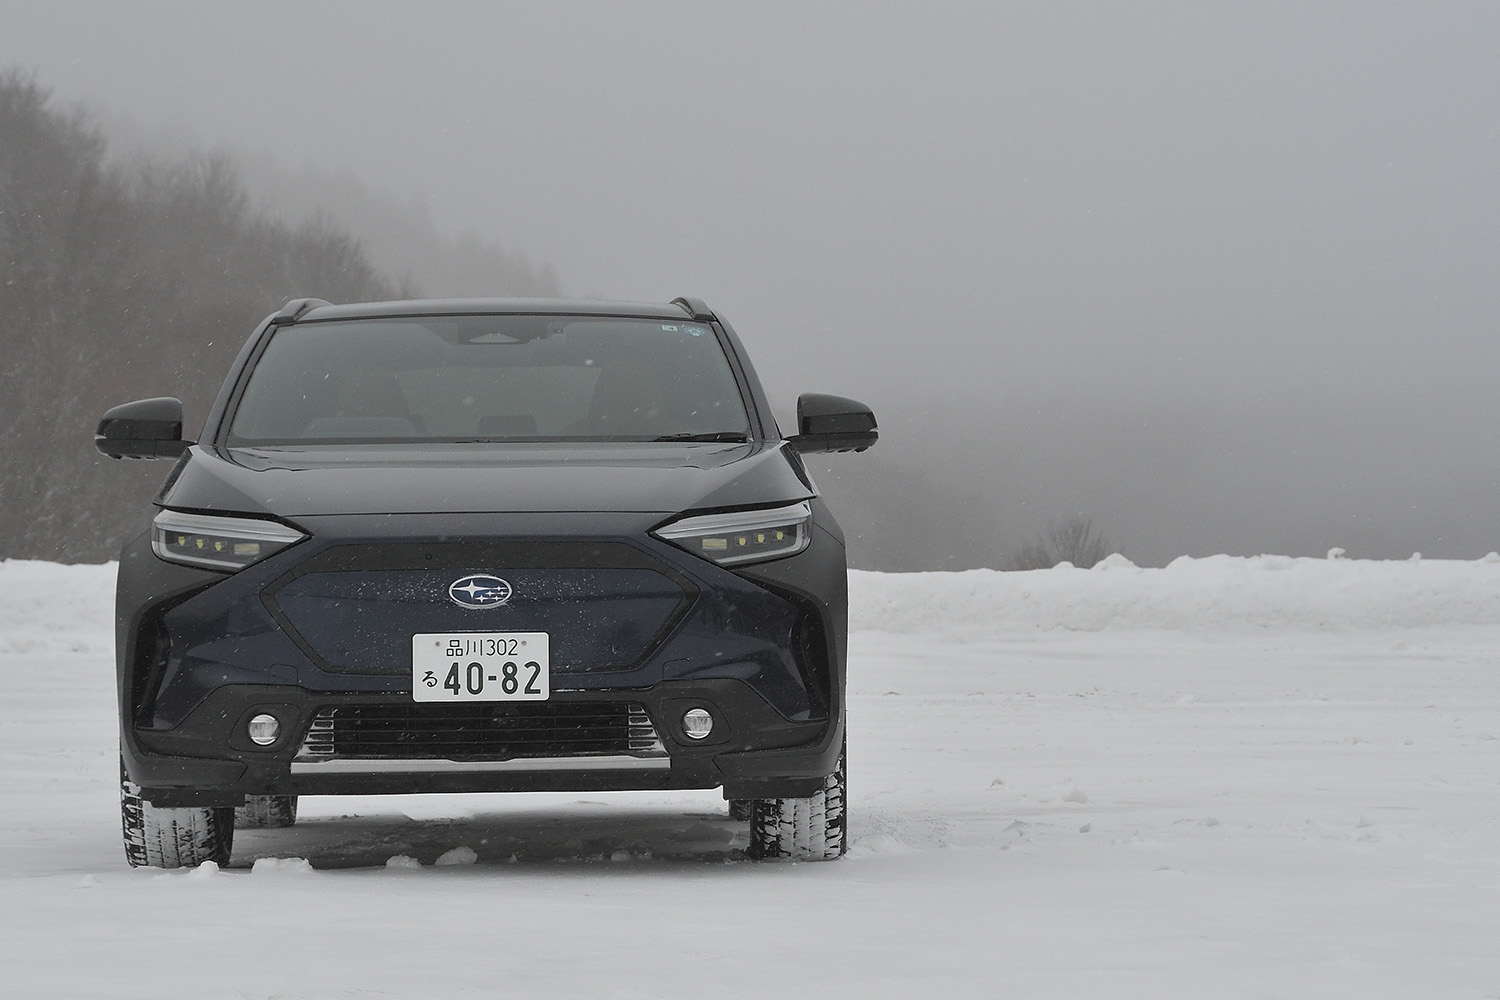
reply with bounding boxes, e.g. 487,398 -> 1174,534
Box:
788,393 -> 878,454
95,397 -> 191,460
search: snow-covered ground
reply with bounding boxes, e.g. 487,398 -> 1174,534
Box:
3,555 -> 1499,998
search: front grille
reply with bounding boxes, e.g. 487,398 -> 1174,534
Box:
263,541 -> 697,675
296,702 -> 666,761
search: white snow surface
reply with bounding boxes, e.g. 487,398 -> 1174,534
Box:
2,556 -> 1499,998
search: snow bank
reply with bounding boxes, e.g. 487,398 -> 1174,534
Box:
5,555 -> 1500,998
0,560 -> 115,656
5,553 -> 1500,654
850,553 -> 1500,634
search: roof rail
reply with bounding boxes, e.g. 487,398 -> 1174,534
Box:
271,297 -> 332,325
671,296 -> 715,322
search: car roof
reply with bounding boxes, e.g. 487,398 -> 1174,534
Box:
293,298 -> 704,324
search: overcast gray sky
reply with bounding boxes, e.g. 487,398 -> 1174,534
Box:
5,2 -> 1499,564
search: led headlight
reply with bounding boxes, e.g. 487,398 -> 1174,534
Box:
654,500 -> 812,567
151,509 -> 306,572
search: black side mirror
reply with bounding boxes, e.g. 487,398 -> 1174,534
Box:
788,393 -> 878,454
95,397 -> 191,460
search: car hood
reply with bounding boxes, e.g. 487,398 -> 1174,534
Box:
158,442 -> 814,518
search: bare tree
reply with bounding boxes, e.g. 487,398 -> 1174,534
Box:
0,70 -> 405,562
1006,516 -> 1116,570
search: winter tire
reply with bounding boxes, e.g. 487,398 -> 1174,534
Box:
727,798 -> 753,822
120,760 -> 234,869
747,749 -> 846,861
235,794 -> 299,829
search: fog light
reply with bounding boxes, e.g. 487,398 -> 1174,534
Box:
247,714 -> 281,746
682,708 -> 714,740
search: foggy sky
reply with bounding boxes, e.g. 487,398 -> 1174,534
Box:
5,1 -> 1499,565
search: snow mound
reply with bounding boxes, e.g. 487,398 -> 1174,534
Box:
4,555 -> 1499,656
434,846 -> 478,866
0,561 -> 115,656
850,554 -> 1500,633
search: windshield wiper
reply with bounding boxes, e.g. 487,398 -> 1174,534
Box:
650,432 -> 751,443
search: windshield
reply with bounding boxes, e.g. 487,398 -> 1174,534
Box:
226,315 -> 752,445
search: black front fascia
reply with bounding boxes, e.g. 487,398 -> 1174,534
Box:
260,539 -> 698,675
133,509 -> 828,730
117,510 -> 845,800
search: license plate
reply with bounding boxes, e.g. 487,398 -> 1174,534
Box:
411,632 -> 550,702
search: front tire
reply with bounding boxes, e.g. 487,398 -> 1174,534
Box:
747,750 -> 846,861
120,761 -> 234,869
235,795 -> 299,829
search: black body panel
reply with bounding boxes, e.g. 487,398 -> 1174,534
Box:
163,441 -> 810,518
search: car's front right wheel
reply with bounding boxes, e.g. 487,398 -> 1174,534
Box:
747,749 -> 846,861
120,760 -> 234,869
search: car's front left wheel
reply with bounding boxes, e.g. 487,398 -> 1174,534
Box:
120,760 -> 234,869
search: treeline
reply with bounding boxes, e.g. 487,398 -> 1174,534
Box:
0,71 -> 550,562
231,156 -> 560,301
0,71 -> 1113,571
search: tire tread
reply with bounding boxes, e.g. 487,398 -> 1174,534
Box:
746,752 -> 846,861
235,794 -> 299,829
120,761 -> 233,869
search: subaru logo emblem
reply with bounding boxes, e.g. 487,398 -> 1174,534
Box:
448,574 -> 512,609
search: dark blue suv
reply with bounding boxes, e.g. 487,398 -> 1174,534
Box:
97,297 -> 876,868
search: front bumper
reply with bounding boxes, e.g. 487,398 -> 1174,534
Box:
116,508 -> 848,806
127,679 -> 839,805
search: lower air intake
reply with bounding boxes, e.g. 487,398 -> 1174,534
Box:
296,702 -> 666,761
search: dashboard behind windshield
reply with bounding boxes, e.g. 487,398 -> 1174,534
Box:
226,316 -> 752,446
